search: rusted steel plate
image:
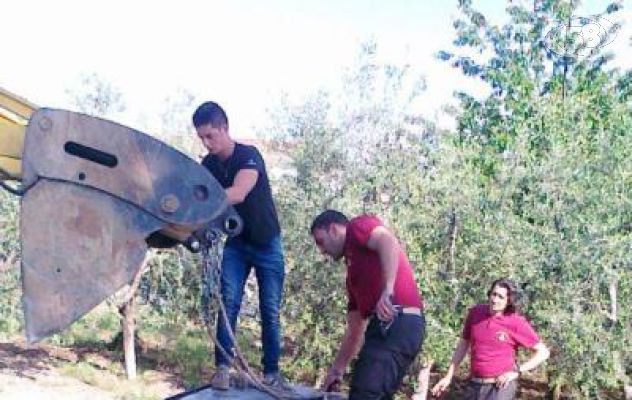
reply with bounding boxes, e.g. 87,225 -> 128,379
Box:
19,108 -> 241,342
21,180 -> 164,342
22,108 -> 230,231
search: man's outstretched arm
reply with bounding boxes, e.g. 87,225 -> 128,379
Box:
431,338 -> 470,397
321,310 -> 368,391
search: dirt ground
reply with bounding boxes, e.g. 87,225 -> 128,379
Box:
0,340 -> 557,400
0,341 -> 180,399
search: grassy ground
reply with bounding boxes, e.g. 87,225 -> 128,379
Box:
0,303 -> 569,400
1,303 -> 212,399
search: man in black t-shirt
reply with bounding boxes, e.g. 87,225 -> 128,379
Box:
192,101 -> 285,390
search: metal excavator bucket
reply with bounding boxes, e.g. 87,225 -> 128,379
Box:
12,108 -> 241,342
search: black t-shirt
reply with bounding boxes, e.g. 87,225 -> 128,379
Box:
201,143 -> 280,245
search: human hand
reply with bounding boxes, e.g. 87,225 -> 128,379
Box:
375,290 -> 395,322
430,376 -> 452,397
496,371 -> 519,388
321,367 -> 343,392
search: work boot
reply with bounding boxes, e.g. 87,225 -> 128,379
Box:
210,365 -> 230,390
263,372 -> 292,391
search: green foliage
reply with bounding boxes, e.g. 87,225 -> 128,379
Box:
264,8 -> 632,395
435,2 -> 632,396
139,249 -> 203,325
48,304 -> 119,347
445,0 -> 626,153
157,88 -> 204,156
169,330 -> 212,388
0,4 -> 629,399
0,190 -> 22,338
267,41 -> 437,385
66,72 -> 126,117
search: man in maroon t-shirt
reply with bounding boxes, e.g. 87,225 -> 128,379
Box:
431,278 -> 550,400
310,209 -> 425,400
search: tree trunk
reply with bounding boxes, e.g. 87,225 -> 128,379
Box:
119,253 -> 150,380
412,360 -> 434,400
551,383 -> 562,400
612,350 -> 631,400
446,209 -> 458,274
624,384 -> 632,400
121,295 -> 137,379
608,279 -> 617,323
608,280 -> 629,399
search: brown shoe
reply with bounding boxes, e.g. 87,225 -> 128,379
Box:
210,366 -> 230,390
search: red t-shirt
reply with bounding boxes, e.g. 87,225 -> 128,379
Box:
462,304 -> 540,378
344,215 -> 423,318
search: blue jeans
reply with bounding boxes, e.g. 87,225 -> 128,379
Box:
215,235 -> 285,374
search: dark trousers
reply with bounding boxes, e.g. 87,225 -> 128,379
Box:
463,380 -> 517,400
349,312 -> 425,400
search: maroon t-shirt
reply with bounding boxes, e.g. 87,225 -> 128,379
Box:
462,304 -> 540,378
344,215 -> 423,318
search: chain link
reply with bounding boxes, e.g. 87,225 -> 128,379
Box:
198,230 -> 303,399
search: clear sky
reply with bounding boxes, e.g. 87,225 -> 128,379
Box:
2,1 -> 630,138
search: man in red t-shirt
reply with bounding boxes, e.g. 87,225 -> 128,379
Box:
310,209 -> 425,399
431,278 -> 550,400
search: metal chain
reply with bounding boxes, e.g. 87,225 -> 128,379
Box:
0,168 -> 27,196
0,167 -> 39,196
199,230 -> 298,400
200,231 -> 221,328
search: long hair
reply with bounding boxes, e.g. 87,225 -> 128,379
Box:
487,278 -> 522,314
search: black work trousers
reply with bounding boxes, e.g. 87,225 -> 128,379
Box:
349,312 -> 425,400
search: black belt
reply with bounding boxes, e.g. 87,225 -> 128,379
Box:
374,306 -> 422,337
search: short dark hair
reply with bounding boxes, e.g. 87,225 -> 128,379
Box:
192,101 -> 229,128
310,210 -> 349,234
487,278 -> 522,314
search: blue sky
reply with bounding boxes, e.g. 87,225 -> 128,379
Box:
1,1 -> 629,138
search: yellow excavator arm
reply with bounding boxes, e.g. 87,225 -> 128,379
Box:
0,87 -> 37,180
